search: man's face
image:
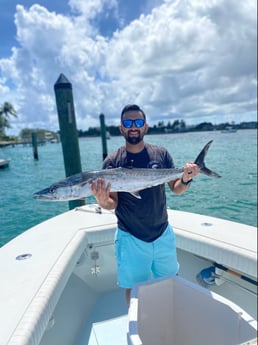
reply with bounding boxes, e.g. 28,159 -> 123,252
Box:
119,110 -> 148,145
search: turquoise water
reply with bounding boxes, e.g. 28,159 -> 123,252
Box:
0,130 -> 257,247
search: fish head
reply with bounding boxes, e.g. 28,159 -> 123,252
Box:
33,181 -> 70,201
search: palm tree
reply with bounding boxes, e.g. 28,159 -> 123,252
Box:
0,102 -> 17,136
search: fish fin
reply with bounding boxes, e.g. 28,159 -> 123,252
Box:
194,141 -> 222,178
129,191 -> 142,199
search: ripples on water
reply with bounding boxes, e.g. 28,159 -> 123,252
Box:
0,130 -> 257,246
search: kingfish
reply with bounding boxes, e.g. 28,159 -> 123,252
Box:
33,140 -> 221,201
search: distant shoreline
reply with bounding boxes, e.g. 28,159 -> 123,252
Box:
1,122 -> 257,145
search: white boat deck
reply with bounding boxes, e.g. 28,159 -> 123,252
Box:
170,209 -> 257,278
83,290 -> 128,345
0,204 -> 256,345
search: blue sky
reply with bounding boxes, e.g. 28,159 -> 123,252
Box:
1,0 -> 68,56
0,0 -> 257,135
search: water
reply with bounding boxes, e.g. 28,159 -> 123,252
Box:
0,130 -> 257,247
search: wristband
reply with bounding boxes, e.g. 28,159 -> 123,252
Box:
181,177 -> 192,186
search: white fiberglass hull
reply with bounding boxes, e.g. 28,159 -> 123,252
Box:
0,204 -> 256,345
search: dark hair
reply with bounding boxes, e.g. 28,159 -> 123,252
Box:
120,104 -> 146,120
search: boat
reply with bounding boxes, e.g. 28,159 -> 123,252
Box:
221,126 -> 238,133
50,138 -> 59,144
106,131 -> 111,139
0,158 -> 10,168
0,204 -> 256,345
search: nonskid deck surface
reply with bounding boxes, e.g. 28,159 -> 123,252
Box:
77,288 -> 128,345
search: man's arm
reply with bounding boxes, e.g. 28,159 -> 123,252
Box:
91,178 -> 118,210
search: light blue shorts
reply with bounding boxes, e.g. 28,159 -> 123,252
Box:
114,224 -> 179,288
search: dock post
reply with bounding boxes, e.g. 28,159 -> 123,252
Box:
99,113 -> 108,160
54,73 -> 84,209
32,132 -> 39,160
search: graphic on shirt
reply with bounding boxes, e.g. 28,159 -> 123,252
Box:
147,161 -> 162,169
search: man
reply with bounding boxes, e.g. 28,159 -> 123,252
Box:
91,104 -> 199,304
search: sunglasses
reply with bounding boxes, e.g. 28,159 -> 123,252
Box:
122,119 -> 145,128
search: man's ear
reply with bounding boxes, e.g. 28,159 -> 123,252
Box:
144,123 -> 149,134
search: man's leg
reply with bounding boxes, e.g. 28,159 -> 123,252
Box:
126,288 -> 131,306
115,228 -> 152,303
152,224 -> 179,278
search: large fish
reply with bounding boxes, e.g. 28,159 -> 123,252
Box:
33,140 -> 221,201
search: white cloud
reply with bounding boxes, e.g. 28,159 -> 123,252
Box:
68,0 -> 118,17
0,0 -> 256,135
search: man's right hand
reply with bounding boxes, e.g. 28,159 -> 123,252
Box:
91,178 -> 117,210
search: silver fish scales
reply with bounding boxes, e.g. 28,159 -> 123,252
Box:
33,141 -> 221,201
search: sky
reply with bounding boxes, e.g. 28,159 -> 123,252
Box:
0,0 -> 257,135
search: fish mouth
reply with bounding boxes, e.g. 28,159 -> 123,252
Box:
33,188 -> 54,200
33,193 -> 51,200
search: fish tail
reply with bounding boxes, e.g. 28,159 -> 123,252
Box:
194,141 -> 222,178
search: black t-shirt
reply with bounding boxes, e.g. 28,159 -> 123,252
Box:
102,143 -> 175,242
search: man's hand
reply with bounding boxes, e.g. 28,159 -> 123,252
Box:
181,162 -> 200,183
168,162 -> 200,194
91,178 -> 111,203
91,178 -> 117,210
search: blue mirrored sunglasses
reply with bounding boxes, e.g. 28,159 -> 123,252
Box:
122,119 -> 145,128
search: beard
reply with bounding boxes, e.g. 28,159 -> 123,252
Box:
123,130 -> 145,145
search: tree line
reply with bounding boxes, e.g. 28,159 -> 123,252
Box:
78,119 -> 257,137
0,102 -> 257,141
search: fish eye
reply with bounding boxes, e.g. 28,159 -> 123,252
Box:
49,187 -> 56,194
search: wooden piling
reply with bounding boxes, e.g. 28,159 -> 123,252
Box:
32,132 -> 39,160
99,113 -> 108,160
54,73 -> 84,209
